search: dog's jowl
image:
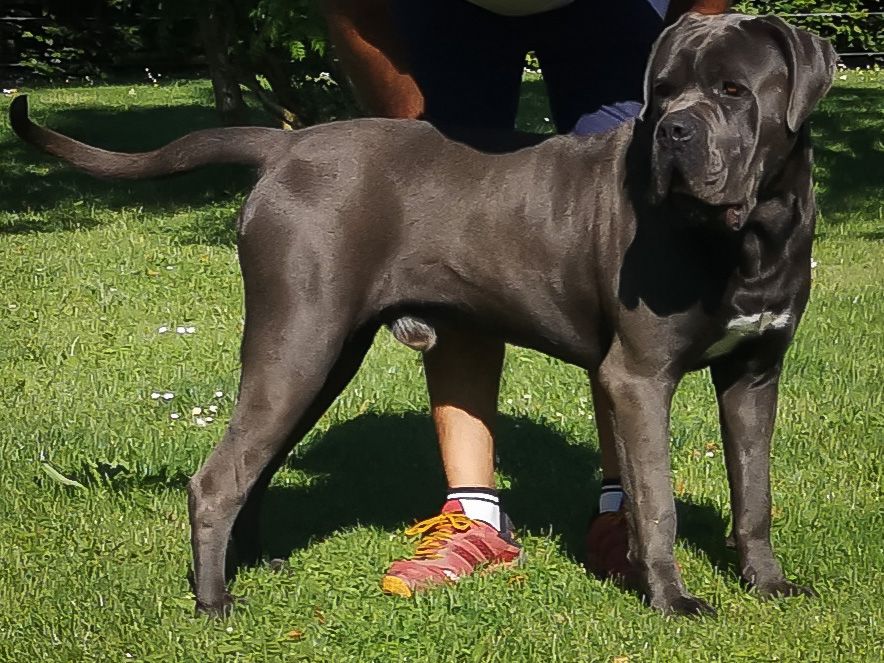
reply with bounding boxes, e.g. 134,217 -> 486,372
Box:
10,13 -> 835,617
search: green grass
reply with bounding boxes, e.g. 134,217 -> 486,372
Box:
0,73 -> 882,661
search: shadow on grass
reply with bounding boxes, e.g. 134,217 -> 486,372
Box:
37,407 -> 735,580
262,412 -> 597,561
857,229 -> 884,241
811,84 -> 884,224
254,410 -> 735,577
36,460 -> 192,493
0,103 -> 263,235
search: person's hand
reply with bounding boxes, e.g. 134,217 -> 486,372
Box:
690,0 -> 730,13
665,0 -> 731,25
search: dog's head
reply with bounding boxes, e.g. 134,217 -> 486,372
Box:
644,13 -> 836,230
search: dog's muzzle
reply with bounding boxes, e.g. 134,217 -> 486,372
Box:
652,112 -> 748,232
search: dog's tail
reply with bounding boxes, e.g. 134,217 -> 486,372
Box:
9,95 -> 284,179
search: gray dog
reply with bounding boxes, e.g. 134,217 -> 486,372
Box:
11,13 -> 835,617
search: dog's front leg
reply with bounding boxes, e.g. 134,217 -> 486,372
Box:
599,341 -> 715,616
711,358 -> 816,599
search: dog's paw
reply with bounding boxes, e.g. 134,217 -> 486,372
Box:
649,592 -> 717,617
195,593 -> 245,619
752,578 -> 817,600
268,558 -> 290,573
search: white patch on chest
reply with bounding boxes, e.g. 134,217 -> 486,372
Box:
702,312 -> 793,361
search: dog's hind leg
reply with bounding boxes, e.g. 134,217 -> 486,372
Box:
229,324 -> 377,572
187,292 -> 374,617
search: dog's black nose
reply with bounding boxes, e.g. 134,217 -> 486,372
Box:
657,115 -> 697,145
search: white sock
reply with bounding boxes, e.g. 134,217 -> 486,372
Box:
599,481 -> 624,513
447,488 -> 501,531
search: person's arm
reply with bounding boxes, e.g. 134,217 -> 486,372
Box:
320,0 -> 424,119
664,0 -> 731,25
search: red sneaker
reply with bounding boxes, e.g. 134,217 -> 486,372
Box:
381,500 -> 522,598
584,508 -> 639,586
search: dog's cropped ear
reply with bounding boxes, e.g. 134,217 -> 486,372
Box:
750,15 -> 837,133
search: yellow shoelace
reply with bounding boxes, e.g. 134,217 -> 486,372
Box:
404,513 -> 477,560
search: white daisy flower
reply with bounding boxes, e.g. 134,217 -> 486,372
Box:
162,392 -> 174,400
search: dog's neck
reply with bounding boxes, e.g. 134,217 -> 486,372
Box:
619,120 -> 815,317
751,124 -> 813,227
739,125 -> 815,279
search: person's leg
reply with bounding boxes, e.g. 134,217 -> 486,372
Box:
385,0 -> 523,504
359,0 -> 529,596
386,0 -> 525,509
534,0 -> 665,134
382,327 -> 520,599
382,327 -> 519,599
536,0 -> 666,484
426,330 -> 503,492
532,0 -> 666,581
584,374 -> 637,583
324,0 -> 521,495
390,0 -> 525,134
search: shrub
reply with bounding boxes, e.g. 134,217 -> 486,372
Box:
735,1 -> 882,55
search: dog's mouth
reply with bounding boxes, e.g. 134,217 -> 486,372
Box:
653,159 -> 749,232
668,165 -> 726,197
668,189 -> 749,233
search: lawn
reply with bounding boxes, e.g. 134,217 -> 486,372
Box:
0,72 -> 881,661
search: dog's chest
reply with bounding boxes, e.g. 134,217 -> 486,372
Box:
701,311 -> 793,361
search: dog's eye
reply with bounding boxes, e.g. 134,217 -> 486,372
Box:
721,81 -> 743,97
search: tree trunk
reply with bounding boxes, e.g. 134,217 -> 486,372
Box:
259,52 -> 306,128
197,1 -> 248,126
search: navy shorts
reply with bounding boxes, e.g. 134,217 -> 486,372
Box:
390,0 -> 668,137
